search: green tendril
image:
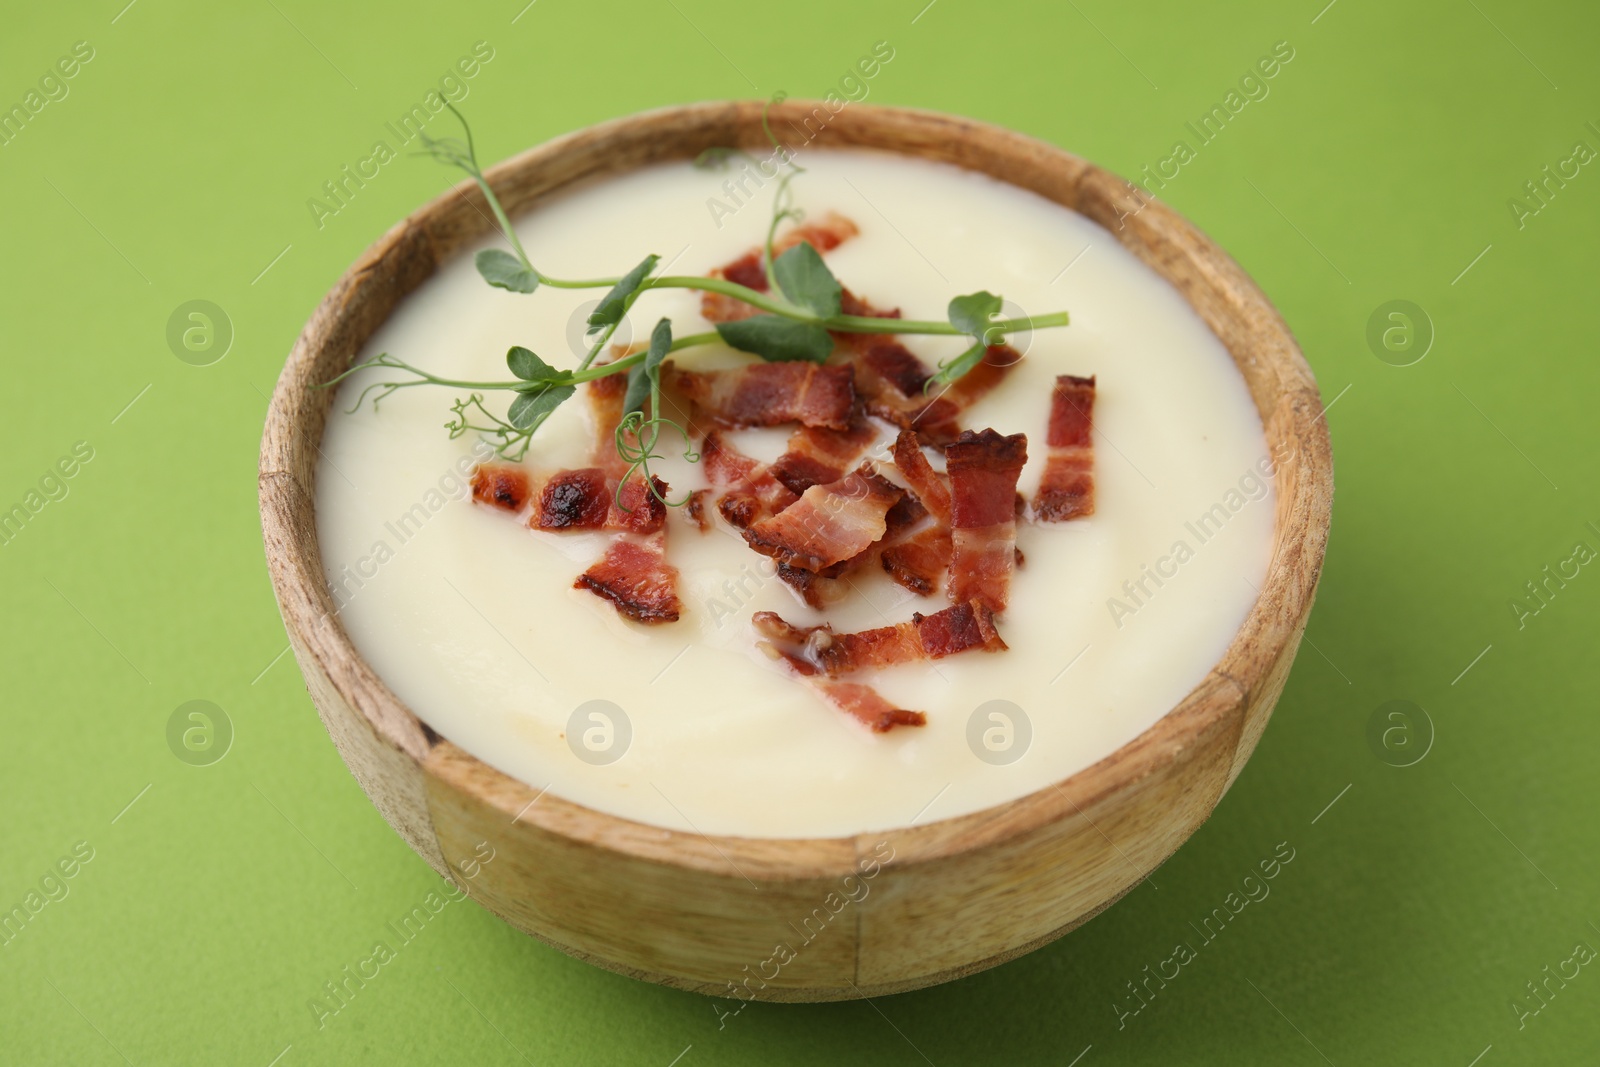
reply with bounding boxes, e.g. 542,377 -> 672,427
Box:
445,393 -> 537,461
613,410 -> 698,512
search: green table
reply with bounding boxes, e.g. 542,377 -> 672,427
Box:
3,0 -> 1596,1062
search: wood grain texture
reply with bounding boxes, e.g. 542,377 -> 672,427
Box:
258,100 -> 1333,1001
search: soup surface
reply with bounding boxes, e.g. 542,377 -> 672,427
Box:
316,149 -> 1276,838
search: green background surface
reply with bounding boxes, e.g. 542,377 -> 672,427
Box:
2,0 -> 1596,1063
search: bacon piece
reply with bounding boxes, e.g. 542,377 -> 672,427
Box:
667,362 -> 856,431
949,526 -> 1021,613
775,213 -> 859,256
753,600 -> 1006,676
574,534 -> 681,624
883,491 -> 928,536
831,290 -> 938,400
769,417 -> 880,496
700,214 -> 860,323
946,429 -> 1028,613
845,337 -> 936,409
700,428 -> 764,485
685,489 -> 712,532
531,468 -> 611,530
700,430 -> 798,529
751,423 -> 882,606
778,480 -> 928,606
701,419 -> 879,600
471,464 -> 531,513
948,430 -> 1027,528
717,493 -> 765,531
889,430 -> 951,524
858,430 -> 954,596
526,468 -> 667,534
802,677 -> 926,733
699,261 -> 766,325
720,251 -> 768,292
761,434 -> 940,598
604,475 -> 669,535
758,633 -> 925,731
742,465 -> 903,572
880,525 -> 953,596
773,561 -> 848,609
1034,374 -> 1096,522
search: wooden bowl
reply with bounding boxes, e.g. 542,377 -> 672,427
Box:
259,100 -> 1332,1002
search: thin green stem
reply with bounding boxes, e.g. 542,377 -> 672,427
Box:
667,330 -> 721,353
340,330 -> 726,403
575,309 -> 626,374
648,275 -> 814,319
567,352 -> 641,383
322,357 -> 515,394
466,169 -> 535,272
567,331 -> 720,382
827,311 -> 1073,336
537,274 -> 626,290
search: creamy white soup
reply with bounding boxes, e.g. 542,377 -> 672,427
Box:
316,149 -> 1275,838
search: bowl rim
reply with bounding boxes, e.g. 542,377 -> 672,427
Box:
260,98 -> 1332,884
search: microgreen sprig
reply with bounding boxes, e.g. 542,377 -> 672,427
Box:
613,318 -> 698,510
326,101 -> 1070,501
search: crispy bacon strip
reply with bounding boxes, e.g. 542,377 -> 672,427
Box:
882,491 -> 928,538
767,428 -> 885,607
762,435 -> 945,600
700,213 -> 860,323
702,420 -> 875,532
742,465 -> 903,572
775,469 -> 928,607
889,429 -> 951,524
685,489 -> 713,532
700,430 -> 798,529
769,561 -> 846,609
1034,374 -> 1096,522
519,467 -> 667,535
946,429 -> 1028,613
667,362 -> 856,431
471,464 -> 532,512
880,525 -> 952,597
948,430 -> 1027,529
699,428 -> 764,485
758,633 -> 924,731
856,430 -> 953,596
799,676 -> 926,733
574,534 -> 681,624
531,467 -> 611,529
697,419 -> 879,604
604,475 -> 670,535
769,417 -> 879,496
949,526 -> 1021,612
775,213 -> 858,255
753,599 -> 1006,677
